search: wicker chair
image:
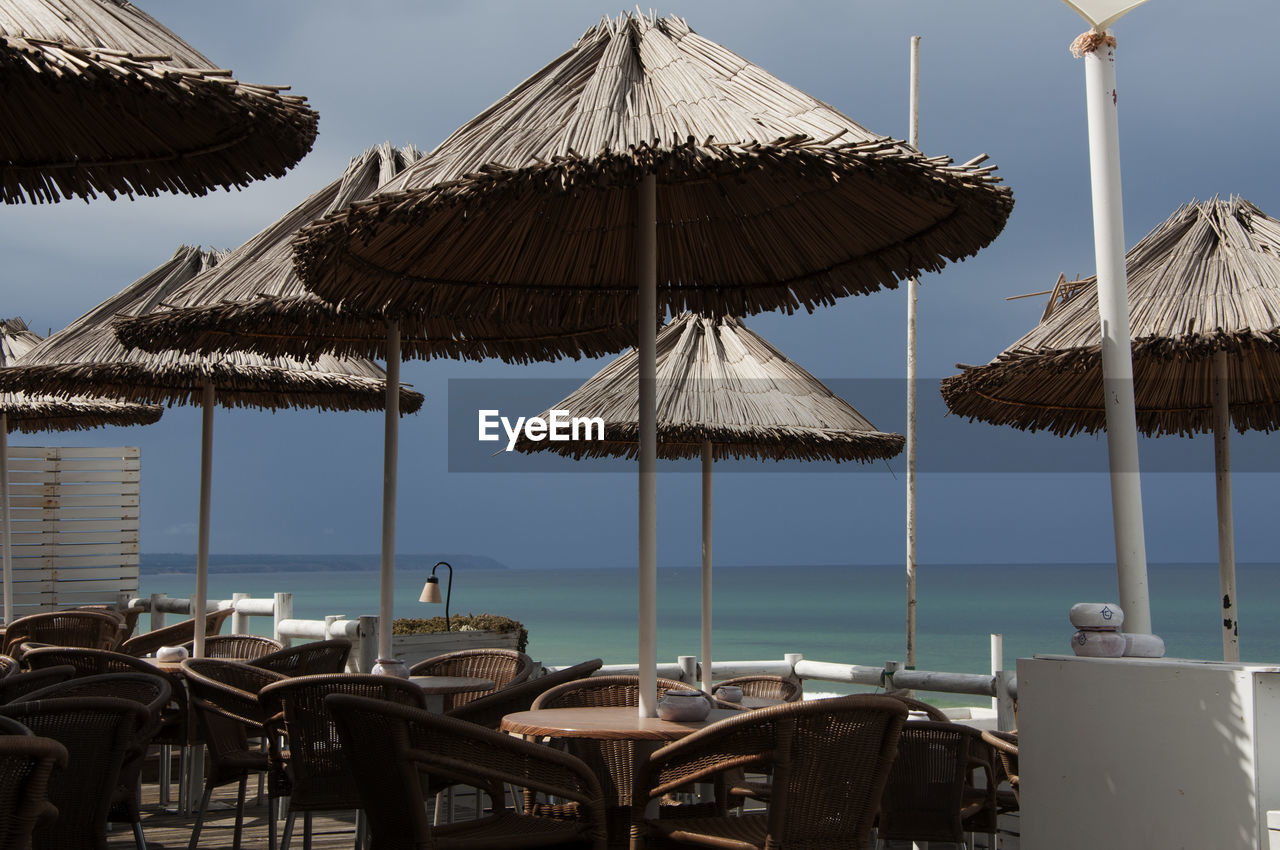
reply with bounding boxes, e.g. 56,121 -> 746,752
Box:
74,604 -> 145,643
181,634 -> 283,660
711,674 -> 802,704
527,675 -> 710,847
0,696 -> 153,850
249,638 -> 352,676
983,729 -> 1020,808
409,648 -> 537,710
327,693 -> 606,850
23,646 -> 161,677
0,716 -> 31,736
0,655 -> 17,679
117,608 -> 234,658
259,673 -> 426,850
876,720 -> 999,850
447,658 -> 604,730
1,610 -> 122,657
888,693 -> 950,721
17,673 -> 172,850
0,731 -> 68,850
0,666 -> 77,705
638,695 -> 908,850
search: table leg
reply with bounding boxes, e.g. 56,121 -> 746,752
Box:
631,740 -> 662,850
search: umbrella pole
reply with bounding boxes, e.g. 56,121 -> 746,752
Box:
638,175 -> 658,717
379,321 -> 401,662
1212,350 -> 1238,661
194,382 -> 215,658
1079,32 -> 1152,634
1,414 -> 11,625
701,441 -> 712,694
905,34 -> 921,672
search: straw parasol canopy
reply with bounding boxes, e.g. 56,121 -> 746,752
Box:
941,197 -> 1280,437
0,316 -> 162,624
516,312 -> 902,693
0,0 -> 318,203
113,142 -> 634,363
1,317 -> 162,432
941,196 -> 1280,662
515,312 -> 904,463
0,245 -> 422,412
292,12 -> 1013,326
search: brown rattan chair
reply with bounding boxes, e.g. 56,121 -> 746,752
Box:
259,673 -> 427,850
711,674 -> 802,703
0,666 -> 77,705
0,716 -> 31,736
248,638 -> 352,676
638,694 -> 907,850
1,610 -> 122,657
889,693 -> 951,721
527,675 -> 710,847
446,658 -> 604,730
18,672 -> 172,850
409,648 -> 537,710
181,634 -> 283,660
74,604 -> 145,644
117,608 -> 234,658
328,693 -> 607,850
983,729 -> 1020,808
0,655 -> 15,679
23,646 -> 161,677
0,696 -> 153,850
0,731 -> 68,850
876,720 -> 999,850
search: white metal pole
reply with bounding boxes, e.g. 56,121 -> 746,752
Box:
1080,33 -> 1152,634
1,414 -> 11,625
1212,350 -> 1238,660
379,320 -> 401,661
701,441 -> 713,694
638,175 -> 658,717
193,381 -> 215,658
905,35 -> 921,672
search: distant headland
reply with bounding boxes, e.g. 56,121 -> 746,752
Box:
141,553 -> 510,574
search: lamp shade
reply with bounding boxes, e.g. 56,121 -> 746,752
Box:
420,577 -> 442,604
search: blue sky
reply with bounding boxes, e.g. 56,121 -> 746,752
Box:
5,0 -> 1279,570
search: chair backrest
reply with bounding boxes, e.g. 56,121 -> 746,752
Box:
888,693 -> 950,721
73,604 -> 144,643
1,610 -> 122,656
117,608 -> 234,657
17,672 -> 173,752
982,729 -> 1020,804
248,638 -> 351,676
180,634 -> 283,660
258,674 -> 426,812
182,658 -> 285,729
0,697 -> 150,850
0,656 -> 16,680
23,646 -> 158,677
0,733 -> 68,850
0,667 -> 77,706
712,674 -> 802,703
409,648 -> 537,710
445,658 -> 604,729
877,719 -> 986,844
327,693 -> 607,850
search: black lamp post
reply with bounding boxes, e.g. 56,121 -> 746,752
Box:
419,561 -> 453,631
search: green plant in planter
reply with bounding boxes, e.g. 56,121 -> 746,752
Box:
391,613 -> 528,653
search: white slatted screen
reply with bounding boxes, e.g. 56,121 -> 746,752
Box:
6,446 -> 140,616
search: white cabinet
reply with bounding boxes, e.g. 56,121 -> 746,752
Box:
1019,654 -> 1280,849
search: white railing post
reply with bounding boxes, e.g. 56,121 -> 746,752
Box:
996,670 -> 1017,732
274,592 -> 292,646
677,655 -> 697,686
358,615 -> 378,673
990,633 -> 1004,712
231,592 -> 249,636
149,593 -> 166,631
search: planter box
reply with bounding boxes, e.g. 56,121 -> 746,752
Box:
389,629 -> 520,668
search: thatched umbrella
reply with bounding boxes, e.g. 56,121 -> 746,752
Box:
113,142 -> 635,663
0,246 -> 423,655
0,317 -> 162,623
515,312 -> 904,691
941,196 -> 1280,661
0,0 -> 318,203
293,12 -> 1013,714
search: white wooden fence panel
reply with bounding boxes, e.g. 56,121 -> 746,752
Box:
5,446 -> 141,617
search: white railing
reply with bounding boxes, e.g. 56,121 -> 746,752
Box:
130,592 -> 1017,729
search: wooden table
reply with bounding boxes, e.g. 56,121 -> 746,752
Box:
410,675 -> 493,712
501,706 -> 737,849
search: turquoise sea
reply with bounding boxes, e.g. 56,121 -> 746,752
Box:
142,562 -> 1280,703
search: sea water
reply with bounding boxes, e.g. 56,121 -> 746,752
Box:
142,561 -> 1280,704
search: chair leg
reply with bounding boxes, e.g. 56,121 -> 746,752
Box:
188,784 -> 215,850
281,810 -> 296,850
131,819 -> 147,850
267,794 -> 279,850
303,811 -> 313,850
232,775 -> 248,850
158,744 -> 172,807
